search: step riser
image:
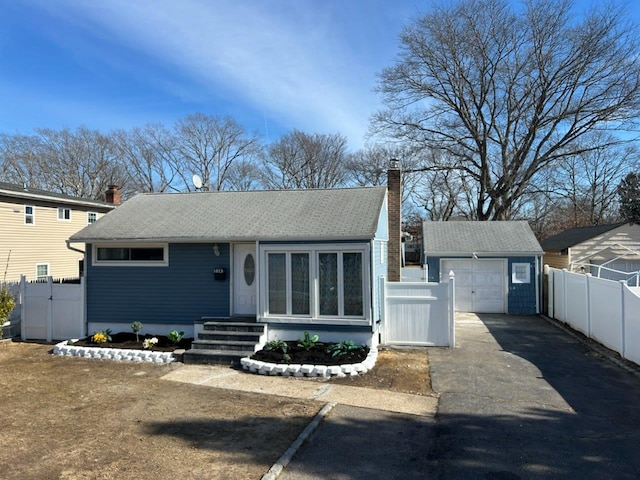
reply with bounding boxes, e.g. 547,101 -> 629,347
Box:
202,326 -> 264,333
198,333 -> 261,342
192,342 -> 256,352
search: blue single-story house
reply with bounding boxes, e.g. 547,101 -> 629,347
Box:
69,185 -> 394,362
423,221 -> 543,314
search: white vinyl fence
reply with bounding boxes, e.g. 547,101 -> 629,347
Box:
19,275 -> 85,342
381,273 -> 455,347
547,266 -> 640,366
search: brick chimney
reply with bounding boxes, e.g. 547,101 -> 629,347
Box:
387,159 -> 402,282
105,185 -> 121,205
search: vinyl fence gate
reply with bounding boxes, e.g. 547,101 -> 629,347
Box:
381,273 -> 455,347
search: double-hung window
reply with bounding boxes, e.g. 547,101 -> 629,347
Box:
87,212 -> 98,224
36,264 -> 49,282
263,244 -> 368,321
24,205 -> 34,224
57,207 -> 71,221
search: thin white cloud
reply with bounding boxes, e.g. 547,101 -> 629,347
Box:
28,0 -> 401,147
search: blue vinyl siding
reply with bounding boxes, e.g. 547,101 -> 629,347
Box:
425,255 -> 539,314
86,243 -> 230,326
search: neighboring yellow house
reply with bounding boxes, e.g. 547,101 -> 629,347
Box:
541,222 -> 640,281
0,182 -> 118,282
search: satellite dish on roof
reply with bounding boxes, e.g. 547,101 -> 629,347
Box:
192,174 -> 203,190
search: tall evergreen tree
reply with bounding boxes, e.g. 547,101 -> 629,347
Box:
618,173 -> 640,222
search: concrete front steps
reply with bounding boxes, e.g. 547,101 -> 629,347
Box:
183,317 -> 264,365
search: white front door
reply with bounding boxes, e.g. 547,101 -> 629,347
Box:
233,243 -> 257,315
442,259 -> 506,313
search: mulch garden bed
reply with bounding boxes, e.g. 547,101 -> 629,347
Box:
71,332 -> 192,352
251,341 -> 370,366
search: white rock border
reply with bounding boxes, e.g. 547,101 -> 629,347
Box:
240,348 -> 378,377
53,340 -> 177,364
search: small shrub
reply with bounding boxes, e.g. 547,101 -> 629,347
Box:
92,330 -> 112,344
0,283 -> 16,340
167,330 -> 185,345
143,337 -> 159,349
327,340 -> 365,358
264,339 -> 288,354
297,331 -> 322,351
131,321 -> 143,342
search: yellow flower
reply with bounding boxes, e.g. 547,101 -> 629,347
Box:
92,332 -> 107,344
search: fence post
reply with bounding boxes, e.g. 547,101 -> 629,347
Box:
561,269 -> 569,323
545,265 -> 553,318
448,271 -> 455,348
379,275 -> 386,345
80,276 -> 86,338
46,276 -> 53,342
620,280 -> 627,359
19,275 -> 26,340
585,273 -> 592,336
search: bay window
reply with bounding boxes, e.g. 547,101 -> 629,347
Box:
263,244 -> 368,322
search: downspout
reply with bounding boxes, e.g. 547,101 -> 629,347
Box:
66,240 -> 88,336
65,240 -> 85,255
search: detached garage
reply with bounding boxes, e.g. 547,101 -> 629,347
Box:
423,221 -> 543,314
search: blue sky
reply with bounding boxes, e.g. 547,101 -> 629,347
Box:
0,1 -> 637,151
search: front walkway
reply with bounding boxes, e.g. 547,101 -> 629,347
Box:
162,365 -> 437,416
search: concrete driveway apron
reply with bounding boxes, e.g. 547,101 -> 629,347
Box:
426,313 -> 640,479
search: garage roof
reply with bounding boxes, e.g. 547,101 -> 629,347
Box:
423,221 -> 543,256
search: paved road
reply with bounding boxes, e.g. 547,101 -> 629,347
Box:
280,314 -> 640,479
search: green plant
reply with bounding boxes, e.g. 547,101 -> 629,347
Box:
327,340 -> 365,358
0,283 -> 16,340
0,251 -> 16,340
92,329 -> 112,344
131,321 -> 143,342
297,331 -> 321,351
264,339 -> 288,354
167,330 -> 185,345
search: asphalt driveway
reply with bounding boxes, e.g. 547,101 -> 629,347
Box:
427,313 -> 640,479
280,313 -> 640,479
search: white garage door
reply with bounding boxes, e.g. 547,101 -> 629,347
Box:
441,259 -> 506,313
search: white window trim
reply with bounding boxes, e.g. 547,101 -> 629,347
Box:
259,243 -> 371,325
24,205 -> 35,225
57,207 -> 72,221
512,262 -> 530,284
87,211 -> 98,224
35,263 -> 49,281
92,243 -> 169,267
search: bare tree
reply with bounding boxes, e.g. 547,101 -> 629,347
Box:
261,130 -> 348,189
174,113 -> 261,191
112,124 -> 181,194
0,128 -> 128,200
373,0 -> 640,220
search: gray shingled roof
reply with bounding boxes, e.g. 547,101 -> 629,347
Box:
0,181 -> 114,210
539,222 -> 626,252
423,221 -> 542,255
70,187 -> 387,243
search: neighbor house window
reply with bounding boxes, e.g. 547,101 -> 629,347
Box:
263,245 -> 368,321
57,207 -> 71,221
93,244 -> 168,266
512,263 -> 530,283
87,212 -> 97,224
24,205 -> 34,224
36,264 -> 49,282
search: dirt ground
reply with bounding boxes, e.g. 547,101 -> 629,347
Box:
0,341 -> 431,480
